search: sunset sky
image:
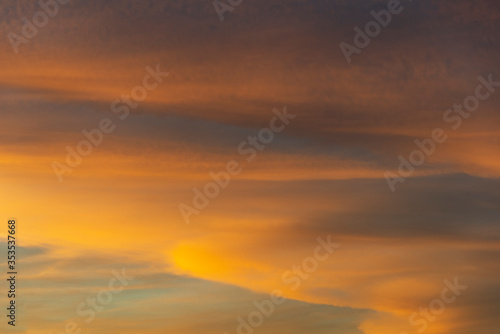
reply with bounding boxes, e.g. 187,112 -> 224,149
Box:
1,0 -> 499,333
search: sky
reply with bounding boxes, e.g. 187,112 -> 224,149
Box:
0,0 -> 499,333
